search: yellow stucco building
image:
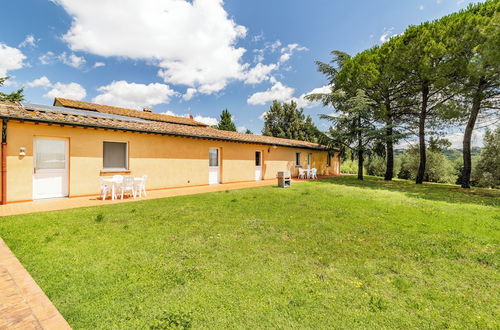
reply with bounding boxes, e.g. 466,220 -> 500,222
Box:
0,98 -> 339,204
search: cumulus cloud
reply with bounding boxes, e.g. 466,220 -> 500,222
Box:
279,43 -> 308,64
59,52 -> 86,68
44,82 -> 87,100
243,62 -> 277,84
19,35 -> 36,48
93,80 -> 177,109
27,76 -> 52,88
39,51 -> 56,65
0,43 -> 26,76
247,82 -> 295,105
53,0 -> 247,94
248,83 -> 331,108
161,110 -> 218,126
182,87 -> 197,101
93,61 -> 105,68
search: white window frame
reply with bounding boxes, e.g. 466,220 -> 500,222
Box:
103,140 -> 129,171
295,152 -> 301,166
327,155 -> 331,167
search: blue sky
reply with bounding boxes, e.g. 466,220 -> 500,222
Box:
0,0 -> 481,143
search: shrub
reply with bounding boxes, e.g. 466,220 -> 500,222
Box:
365,155 -> 386,177
397,147 -> 455,183
472,127 -> 500,188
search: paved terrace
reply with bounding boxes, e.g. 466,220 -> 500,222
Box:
0,178 -> 344,217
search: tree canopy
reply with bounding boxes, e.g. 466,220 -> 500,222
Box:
262,100 -> 321,142
0,77 -> 24,102
215,109 -> 237,132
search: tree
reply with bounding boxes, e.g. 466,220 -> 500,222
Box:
473,127 -> 500,188
392,21 -> 462,184
319,89 -> 379,180
244,129 -> 253,134
0,77 -> 24,102
453,1 -> 500,188
262,100 -> 321,142
398,146 -> 455,184
215,109 -> 236,131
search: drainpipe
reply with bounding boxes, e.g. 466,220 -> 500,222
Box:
1,119 -> 7,205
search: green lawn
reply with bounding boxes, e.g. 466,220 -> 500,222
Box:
0,177 -> 499,329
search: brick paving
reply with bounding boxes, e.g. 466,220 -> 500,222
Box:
0,238 -> 71,329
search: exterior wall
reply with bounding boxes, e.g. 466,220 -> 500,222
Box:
3,121 -> 340,203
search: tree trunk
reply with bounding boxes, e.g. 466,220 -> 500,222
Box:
416,82 -> 429,184
384,101 -> 394,181
357,116 -> 363,181
462,79 -> 485,188
357,148 -> 364,180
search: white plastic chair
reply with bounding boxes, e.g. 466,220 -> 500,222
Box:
135,175 -> 148,197
99,177 -> 112,200
310,168 -> 318,179
119,176 -> 136,200
298,168 -> 306,179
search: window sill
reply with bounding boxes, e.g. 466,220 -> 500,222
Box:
100,169 -> 131,175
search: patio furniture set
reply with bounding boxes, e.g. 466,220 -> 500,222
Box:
99,175 -> 148,200
298,168 -> 318,179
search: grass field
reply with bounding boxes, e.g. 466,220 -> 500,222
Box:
0,176 -> 498,328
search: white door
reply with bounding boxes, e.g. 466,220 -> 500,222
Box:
33,138 -> 69,199
208,148 -> 220,185
255,151 -> 262,181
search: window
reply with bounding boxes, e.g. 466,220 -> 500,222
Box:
295,152 -> 301,166
103,141 -> 128,170
327,155 -> 331,167
209,148 -> 219,167
307,153 -> 311,166
255,151 -> 261,166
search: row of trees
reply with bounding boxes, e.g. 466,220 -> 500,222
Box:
305,1 -> 499,187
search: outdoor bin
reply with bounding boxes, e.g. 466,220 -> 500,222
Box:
277,171 -> 291,188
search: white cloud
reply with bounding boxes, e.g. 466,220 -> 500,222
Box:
182,87 -> 197,101
259,112 -> 267,121
19,35 -> 36,48
27,76 -> 52,88
279,43 -> 308,64
292,85 -> 331,108
44,82 -> 87,100
237,126 -> 247,133
39,51 -> 56,65
243,62 -> 277,84
0,43 -> 26,76
418,4 -> 425,10
249,83 -> 331,108
59,52 -> 86,68
380,27 -> 395,43
93,61 -> 105,68
161,110 -> 218,126
53,0 -> 247,94
93,80 -> 177,109
247,82 -> 295,105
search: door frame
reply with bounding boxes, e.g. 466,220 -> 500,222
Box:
255,150 -> 263,181
208,147 -> 221,185
32,136 -> 70,199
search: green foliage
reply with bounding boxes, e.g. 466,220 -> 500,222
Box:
473,127 -> 500,188
398,147 -> 455,183
244,128 -> 253,134
262,100 -> 321,142
0,77 -> 24,102
215,109 -> 236,131
340,159 -> 359,175
365,155 -> 386,177
0,177 -> 498,328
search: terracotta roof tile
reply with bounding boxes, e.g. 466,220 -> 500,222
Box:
53,97 -> 207,126
0,102 -> 327,150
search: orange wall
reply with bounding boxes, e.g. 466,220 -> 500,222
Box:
3,121 -> 340,202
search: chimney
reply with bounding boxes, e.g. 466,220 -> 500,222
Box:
143,107 -> 152,112
189,115 -> 194,120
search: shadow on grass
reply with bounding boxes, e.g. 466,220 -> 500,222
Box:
319,175 -> 500,207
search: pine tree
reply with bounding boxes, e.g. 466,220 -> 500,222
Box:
215,109 -> 237,131
0,77 -> 24,102
262,100 -> 320,142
